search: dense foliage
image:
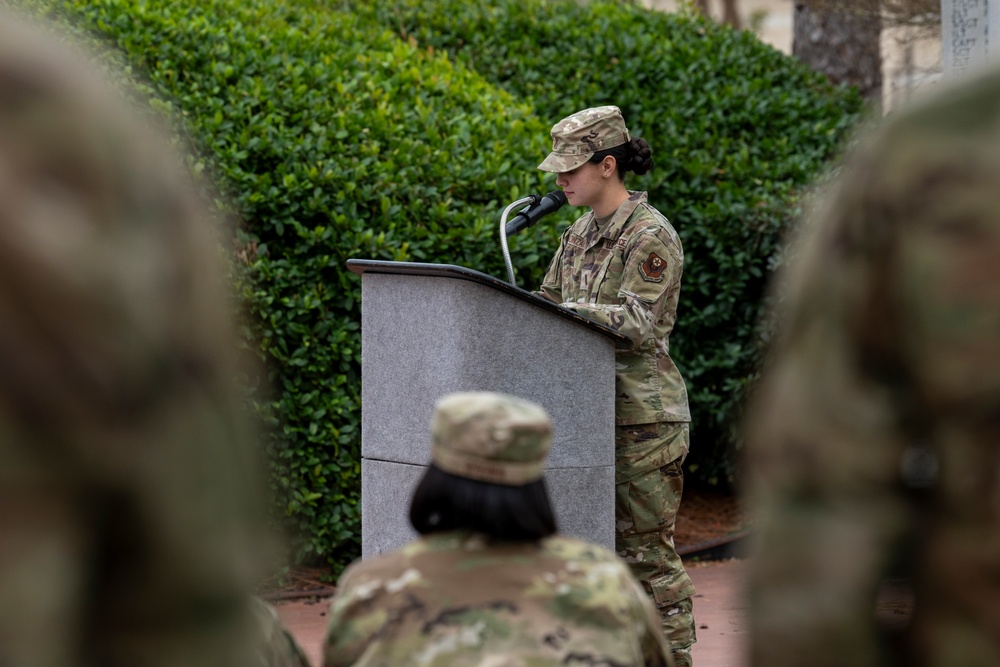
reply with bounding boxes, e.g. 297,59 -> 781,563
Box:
28,0 -> 863,569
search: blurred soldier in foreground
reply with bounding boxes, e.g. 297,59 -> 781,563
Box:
0,11 -> 306,667
745,65 -> 1000,665
323,391 -> 673,667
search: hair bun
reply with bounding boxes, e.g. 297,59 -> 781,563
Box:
629,137 -> 653,176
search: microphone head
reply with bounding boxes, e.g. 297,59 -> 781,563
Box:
504,190 -> 568,236
547,190 -> 567,205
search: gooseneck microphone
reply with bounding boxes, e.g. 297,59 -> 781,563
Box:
499,189 -> 569,286
504,190 -> 568,236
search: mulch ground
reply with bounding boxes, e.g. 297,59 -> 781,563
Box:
674,485 -> 750,548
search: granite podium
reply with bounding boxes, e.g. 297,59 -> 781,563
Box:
347,259 -> 629,558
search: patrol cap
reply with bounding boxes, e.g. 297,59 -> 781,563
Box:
537,105 -> 630,173
430,392 -> 552,486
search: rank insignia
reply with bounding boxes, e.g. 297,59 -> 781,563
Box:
640,251 -> 667,280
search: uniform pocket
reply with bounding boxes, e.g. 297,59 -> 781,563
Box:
618,462 -> 682,535
649,568 -> 696,608
614,423 -> 689,484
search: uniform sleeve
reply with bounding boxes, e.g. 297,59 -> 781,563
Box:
252,598 -> 311,667
564,227 -> 681,348
323,568 -> 381,667
744,139 -> 913,667
536,231 -> 567,304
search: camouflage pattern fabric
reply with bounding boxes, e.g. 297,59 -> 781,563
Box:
0,11 -> 305,667
253,599 -> 312,667
430,391 -> 552,486
745,66 -> 1000,666
537,192 -> 695,661
537,191 -> 691,426
537,105 -> 631,173
322,530 -> 674,667
616,423 -> 696,667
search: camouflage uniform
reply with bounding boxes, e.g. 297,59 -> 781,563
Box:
536,108 -> 696,664
253,598 -> 313,667
323,531 -> 672,667
0,12 -> 306,667
324,391 -> 673,666
746,66 -> 1000,665
536,192 -> 690,426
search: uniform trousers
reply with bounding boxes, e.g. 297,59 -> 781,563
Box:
615,422 -> 697,667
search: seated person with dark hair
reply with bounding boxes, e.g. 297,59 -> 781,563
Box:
323,391 -> 672,667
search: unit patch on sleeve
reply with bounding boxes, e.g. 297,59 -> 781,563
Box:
640,251 -> 667,281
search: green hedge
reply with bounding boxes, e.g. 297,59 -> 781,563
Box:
29,0 -> 864,570
347,0 -> 867,486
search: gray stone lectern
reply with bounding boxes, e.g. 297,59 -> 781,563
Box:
347,259 -> 629,558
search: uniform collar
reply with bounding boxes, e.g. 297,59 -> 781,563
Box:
573,191 -> 648,242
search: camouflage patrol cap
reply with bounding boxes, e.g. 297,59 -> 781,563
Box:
538,105 -> 631,173
430,392 -> 552,486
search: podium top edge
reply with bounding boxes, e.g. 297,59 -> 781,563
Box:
346,259 -> 630,349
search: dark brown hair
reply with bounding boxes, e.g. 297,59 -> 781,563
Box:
409,464 -> 558,541
589,137 -> 653,181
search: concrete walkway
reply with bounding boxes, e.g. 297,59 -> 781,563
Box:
276,557 -> 749,667
687,558 -> 749,667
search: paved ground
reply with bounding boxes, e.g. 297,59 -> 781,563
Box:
276,557 -> 749,667
686,559 -> 749,667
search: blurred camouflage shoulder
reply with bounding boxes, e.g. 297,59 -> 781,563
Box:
0,9 -> 276,667
324,530 -> 671,666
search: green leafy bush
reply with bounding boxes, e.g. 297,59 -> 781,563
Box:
347,0 -> 867,486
